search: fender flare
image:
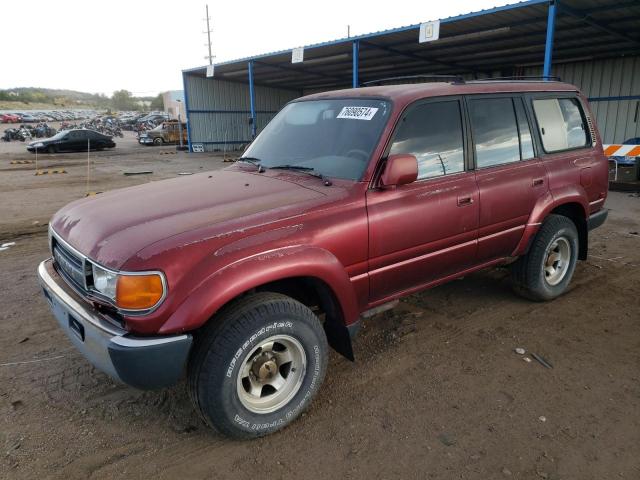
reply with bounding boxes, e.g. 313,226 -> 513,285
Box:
158,245 -> 360,358
512,188 -> 589,257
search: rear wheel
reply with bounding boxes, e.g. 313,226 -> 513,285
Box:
511,214 -> 579,301
188,292 -> 328,439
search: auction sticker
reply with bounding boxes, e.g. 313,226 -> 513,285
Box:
337,106 -> 378,120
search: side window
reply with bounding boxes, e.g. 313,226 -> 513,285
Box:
514,98 -> 535,160
532,97 -> 589,152
389,101 -> 464,180
468,97 -> 520,168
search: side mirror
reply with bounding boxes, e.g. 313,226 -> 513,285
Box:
380,154 -> 418,187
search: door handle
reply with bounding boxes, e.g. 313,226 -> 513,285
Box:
457,196 -> 474,207
532,178 -> 544,187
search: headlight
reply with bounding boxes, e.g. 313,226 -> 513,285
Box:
32,142 -> 44,148
92,264 -> 118,299
91,263 -> 164,311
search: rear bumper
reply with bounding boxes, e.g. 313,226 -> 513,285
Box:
588,209 -> 608,231
38,259 -> 192,389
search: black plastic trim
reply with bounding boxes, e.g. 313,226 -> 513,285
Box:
588,209 -> 608,231
108,335 -> 193,389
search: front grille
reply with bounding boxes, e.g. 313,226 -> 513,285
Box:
52,239 -> 88,292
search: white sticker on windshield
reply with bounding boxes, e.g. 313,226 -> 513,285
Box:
337,106 -> 379,120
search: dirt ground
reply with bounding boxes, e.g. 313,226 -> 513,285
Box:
1,133 -> 639,480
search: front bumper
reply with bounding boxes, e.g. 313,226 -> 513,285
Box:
139,136 -> 153,145
38,259 -> 192,389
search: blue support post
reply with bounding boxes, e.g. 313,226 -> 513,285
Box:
352,40 -> 359,88
543,0 -> 557,80
182,71 -> 193,152
248,60 -> 257,138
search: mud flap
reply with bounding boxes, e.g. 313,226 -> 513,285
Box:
324,318 -> 355,361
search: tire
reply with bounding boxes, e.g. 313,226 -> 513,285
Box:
511,214 -> 579,301
188,292 -> 328,439
153,137 -> 163,145
47,145 -> 56,154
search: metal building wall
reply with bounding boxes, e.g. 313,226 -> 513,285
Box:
185,76 -> 300,151
525,56 -> 640,143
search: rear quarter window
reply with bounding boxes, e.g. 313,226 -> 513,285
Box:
532,97 -> 589,153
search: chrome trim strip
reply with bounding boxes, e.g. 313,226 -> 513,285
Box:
111,335 -> 190,348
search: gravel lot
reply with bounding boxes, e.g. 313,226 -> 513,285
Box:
1,133 -> 639,479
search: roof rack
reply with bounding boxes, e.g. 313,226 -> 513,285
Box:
467,75 -> 562,83
361,74 -> 466,86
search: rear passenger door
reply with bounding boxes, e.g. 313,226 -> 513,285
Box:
468,95 -> 549,262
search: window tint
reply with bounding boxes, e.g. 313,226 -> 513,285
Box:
514,98 -> 535,160
389,101 -> 464,180
533,98 -> 589,152
469,98 -> 521,168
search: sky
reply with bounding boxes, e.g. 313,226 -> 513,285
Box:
1,0 -> 517,96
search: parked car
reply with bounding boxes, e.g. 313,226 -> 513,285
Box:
38,80 -> 608,439
139,120 -> 187,145
1,113 -> 21,123
27,129 -> 115,153
19,113 -> 38,123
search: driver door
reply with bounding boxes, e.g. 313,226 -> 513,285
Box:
366,98 -> 479,302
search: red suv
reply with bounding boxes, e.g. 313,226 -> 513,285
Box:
38,80 -> 608,438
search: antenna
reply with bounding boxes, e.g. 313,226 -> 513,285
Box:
204,5 -> 215,65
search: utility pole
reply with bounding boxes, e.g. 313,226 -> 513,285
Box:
204,4 -> 215,65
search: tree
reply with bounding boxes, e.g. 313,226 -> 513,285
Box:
150,94 -> 164,111
111,90 -> 137,111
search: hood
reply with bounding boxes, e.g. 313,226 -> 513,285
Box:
51,169 -> 327,270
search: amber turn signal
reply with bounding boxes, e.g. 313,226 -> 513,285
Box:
116,274 -> 164,310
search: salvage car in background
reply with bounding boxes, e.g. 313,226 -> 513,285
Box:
139,120 -> 187,145
27,129 -> 115,153
1,113 -> 21,123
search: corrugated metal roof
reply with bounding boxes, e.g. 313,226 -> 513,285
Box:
184,0 -> 640,91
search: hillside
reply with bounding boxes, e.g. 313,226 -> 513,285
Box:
0,88 -> 160,111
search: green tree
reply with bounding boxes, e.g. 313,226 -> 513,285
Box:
150,94 -> 164,111
111,90 -> 137,111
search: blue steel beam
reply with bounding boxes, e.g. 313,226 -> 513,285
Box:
248,60 -> 257,138
558,2 -> 640,47
352,40 -> 359,88
182,71 -> 193,152
543,0 -> 557,79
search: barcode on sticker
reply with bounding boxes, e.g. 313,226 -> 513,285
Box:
337,106 -> 379,120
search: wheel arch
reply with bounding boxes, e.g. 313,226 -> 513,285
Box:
513,191 -> 589,259
159,246 -> 360,360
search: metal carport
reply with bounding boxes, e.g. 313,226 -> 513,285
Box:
183,0 -> 640,151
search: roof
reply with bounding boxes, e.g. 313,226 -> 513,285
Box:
300,80 -> 578,104
184,0 -> 640,91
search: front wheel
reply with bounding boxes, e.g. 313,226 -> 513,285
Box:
188,292 -> 328,439
153,137 -> 163,145
511,214 -> 579,301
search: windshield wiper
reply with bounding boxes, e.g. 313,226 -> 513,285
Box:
269,165 -> 332,186
237,156 -> 265,172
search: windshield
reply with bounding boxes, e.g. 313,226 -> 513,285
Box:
48,131 -> 69,141
242,99 -> 391,180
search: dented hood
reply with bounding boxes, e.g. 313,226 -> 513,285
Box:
50,169 -> 326,270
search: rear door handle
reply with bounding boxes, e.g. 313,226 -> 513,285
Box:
532,178 -> 544,187
457,196 -> 474,207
